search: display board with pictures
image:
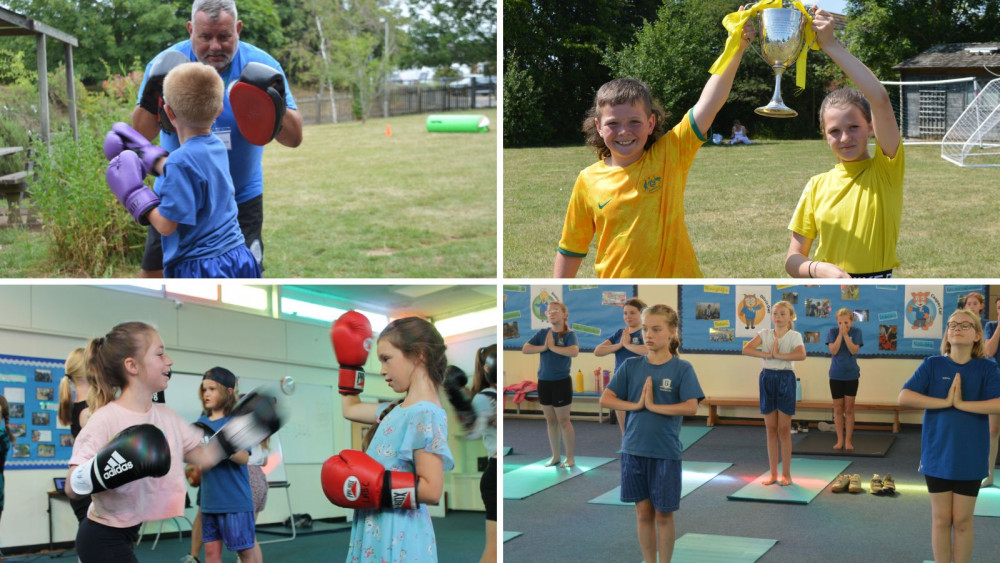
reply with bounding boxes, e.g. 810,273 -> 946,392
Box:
502,285 -> 637,352
0,354 -> 73,469
678,284 -> 989,359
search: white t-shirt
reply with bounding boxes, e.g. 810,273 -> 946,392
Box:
758,329 -> 804,371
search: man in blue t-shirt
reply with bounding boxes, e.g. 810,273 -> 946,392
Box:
132,0 -> 303,277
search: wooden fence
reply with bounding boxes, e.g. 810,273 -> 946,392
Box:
298,84 -> 497,125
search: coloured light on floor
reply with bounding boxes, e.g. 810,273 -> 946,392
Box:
280,297 -> 348,322
221,285 -> 268,310
435,307 -> 498,337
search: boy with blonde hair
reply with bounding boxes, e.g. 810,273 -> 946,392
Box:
104,62 -> 260,278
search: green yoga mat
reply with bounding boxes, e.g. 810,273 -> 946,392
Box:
617,425 -> 712,454
974,486 -> 1000,516
503,531 -> 522,542
588,461 -> 732,505
503,456 -> 615,499
425,114 -> 490,132
670,533 -> 778,563
727,458 -> 851,504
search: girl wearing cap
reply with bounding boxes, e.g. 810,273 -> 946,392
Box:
195,367 -> 260,563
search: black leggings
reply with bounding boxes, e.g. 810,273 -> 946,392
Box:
76,518 -> 141,563
480,456 -> 497,521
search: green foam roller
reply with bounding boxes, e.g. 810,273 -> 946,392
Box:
426,114 -> 490,133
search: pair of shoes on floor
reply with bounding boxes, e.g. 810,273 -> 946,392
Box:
870,473 -> 896,495
831,474 -> 863,494
817,421 -> 835,432
798,423 -> 809,433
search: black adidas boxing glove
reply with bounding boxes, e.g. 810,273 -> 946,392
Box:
70,424 -> 171,495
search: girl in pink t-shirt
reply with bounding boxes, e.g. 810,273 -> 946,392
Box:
65,321 -> 215,563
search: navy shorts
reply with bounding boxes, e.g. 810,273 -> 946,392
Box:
829,379 -> 859,400
925,475 -> 981,497
202,511 -> 257,551
537,377 -> 572,407
141,194 -> 264,271
759,369 -> 796,415
620,453 -> 682,513
166,244 -> 261,278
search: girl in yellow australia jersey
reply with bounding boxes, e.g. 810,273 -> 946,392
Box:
785,8 -> 903,279
553,12 -> 755,278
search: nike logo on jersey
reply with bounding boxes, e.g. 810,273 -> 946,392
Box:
598,198 -> 613,209
103,451 -> 134,479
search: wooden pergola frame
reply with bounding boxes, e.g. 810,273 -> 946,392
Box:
0,6 -> 79,143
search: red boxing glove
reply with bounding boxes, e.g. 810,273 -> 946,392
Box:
320,449 -> 417,510
332,311 -> 373,395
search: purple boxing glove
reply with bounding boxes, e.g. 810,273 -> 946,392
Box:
106,150 -> 160,226
103,122 -> 167,176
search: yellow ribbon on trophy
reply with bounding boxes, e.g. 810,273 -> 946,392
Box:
709,0 -> 819,90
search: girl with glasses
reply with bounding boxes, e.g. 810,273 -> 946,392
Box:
899,309 -> 1000,562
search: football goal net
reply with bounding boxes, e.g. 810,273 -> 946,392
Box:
880,77 -> 979,144
940,78 -> 1000,167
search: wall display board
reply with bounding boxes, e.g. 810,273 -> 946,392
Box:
0,354 -> 71,469
678,284 -> 988,359
502,285 -> 637,352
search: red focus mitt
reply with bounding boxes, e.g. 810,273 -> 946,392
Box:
229,62 -> 287,145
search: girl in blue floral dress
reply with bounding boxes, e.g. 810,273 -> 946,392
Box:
338,317 -> 455,562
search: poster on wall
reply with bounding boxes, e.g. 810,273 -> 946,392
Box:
529,285 -> 564,330
735,285 -> 771,339
903,285 -> 944,340
0,354 -> 72,469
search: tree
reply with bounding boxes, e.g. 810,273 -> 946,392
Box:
502,0 -> 661,146
401,0 -> 496,72
843,0 -> 1000,81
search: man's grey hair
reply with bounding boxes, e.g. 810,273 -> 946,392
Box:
192,0 -> 237,22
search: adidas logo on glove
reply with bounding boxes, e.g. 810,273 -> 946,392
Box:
102,450 -> 134,480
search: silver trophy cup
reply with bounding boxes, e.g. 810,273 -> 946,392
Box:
753,7 -> 808,118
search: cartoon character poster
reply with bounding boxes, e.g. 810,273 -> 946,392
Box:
530,285 -> 563,330
903,285 -> 943,339
735,285 -> 771,338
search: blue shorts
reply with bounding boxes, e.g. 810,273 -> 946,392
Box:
166,243 -> 262,278
620,453 -> 681,513
760,369 -> 796,415
201,511 -> 256,551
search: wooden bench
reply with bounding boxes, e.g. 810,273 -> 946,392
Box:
701,397 -> 919,433
0,145 -> 32,226
503,390 -> 609,423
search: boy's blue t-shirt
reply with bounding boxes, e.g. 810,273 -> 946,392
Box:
825,326 -> 863,380
157,134 -> 246,271
527,329 -> 577,381
607,355 -> 704,460
902,355 -> 1000,481
197,414 -> 253,514
138,41 -> 298,205
985,321 -> 1000,364
608,328 -> 644,372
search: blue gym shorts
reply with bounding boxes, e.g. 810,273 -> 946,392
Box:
759,369 -> 796,415
166,243 -> 262,278
202,511 -> 257,551
620,453 -> 682,513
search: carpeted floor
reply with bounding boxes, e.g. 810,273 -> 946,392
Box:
503,417 -> 1000,562
5,510 -> 486,563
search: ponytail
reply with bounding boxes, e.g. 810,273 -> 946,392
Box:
87,322 -> 156,410
58,347 -> 87,426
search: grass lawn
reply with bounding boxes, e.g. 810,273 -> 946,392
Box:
0,109 -> 496,278
503,140 -> 999,278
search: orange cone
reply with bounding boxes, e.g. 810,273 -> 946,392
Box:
385,124 -> 392,136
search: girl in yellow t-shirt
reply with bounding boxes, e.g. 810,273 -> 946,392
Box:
785,9 -> 903,279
